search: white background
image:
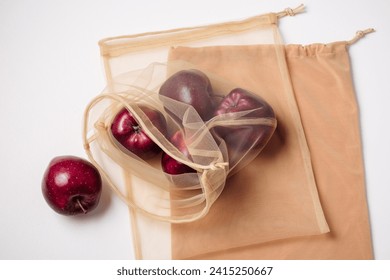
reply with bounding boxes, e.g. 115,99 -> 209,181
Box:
0,0 -> 389,260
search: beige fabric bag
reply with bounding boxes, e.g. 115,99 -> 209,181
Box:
170,37 -> 373,260
84,5 -> 372,259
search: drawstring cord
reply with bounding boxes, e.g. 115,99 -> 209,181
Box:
277,4 -> 306,18
347,28 -> 375,45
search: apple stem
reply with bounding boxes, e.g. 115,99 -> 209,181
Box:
133,125 -> 141,133
77,199 -> 87,214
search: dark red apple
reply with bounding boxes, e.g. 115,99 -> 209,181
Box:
159,69 -> 215,121
212,88 -> 276,163
111,106 -> 167,160
161,130 -> 196,175
42,156 -> 102,216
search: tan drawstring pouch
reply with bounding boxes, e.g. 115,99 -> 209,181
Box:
83,4 -> 372,259
172,31 -> 374,260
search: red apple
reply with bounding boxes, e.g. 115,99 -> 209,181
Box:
42,156 -> 102,216
159,69 -> 216,121
213,88 -> 276,164
111,106 -> 167,160
161,130 -> 196,175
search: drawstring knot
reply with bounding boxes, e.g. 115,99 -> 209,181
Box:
205,161 -> 229,171
277,4 -> 305,18
285,8 -> 296,17
347,28 -> 375,45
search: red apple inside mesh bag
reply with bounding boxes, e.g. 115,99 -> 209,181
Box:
82,61 -> 277,223
159,69 -> 276,175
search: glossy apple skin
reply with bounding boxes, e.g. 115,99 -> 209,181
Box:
213,88 -> 276,159
161,130 -> 196,175
111,107 -> 167,160
159,69 -> 215,121
42,156 -> 102,216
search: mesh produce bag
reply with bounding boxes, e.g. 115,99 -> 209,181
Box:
82,4 -> 374,259
83,61 -> 277,224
